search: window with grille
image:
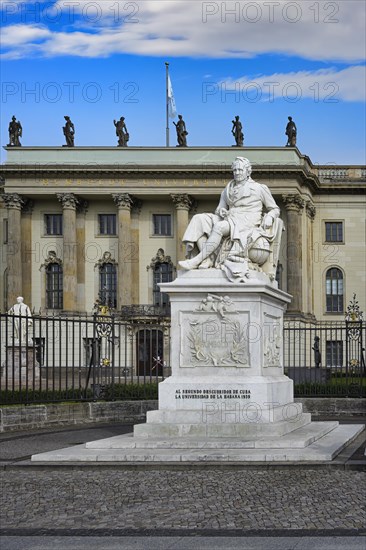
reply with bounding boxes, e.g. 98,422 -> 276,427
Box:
325,222 -> 343,243
153,263 -> 173,307
99,263 -> 117,307
153,214 -> 172,236
46,264 -> 63,309
326,268 -> 344,312
45,214 -> 63,235
98,214 -> 117,235
326,340 -> 343,368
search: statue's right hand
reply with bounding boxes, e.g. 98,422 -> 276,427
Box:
218,208 -> 229,219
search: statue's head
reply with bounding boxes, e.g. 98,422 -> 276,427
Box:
64,116 -> 70,121
232,157 -> 252,181
12,116 -> 16,121
288,116 -> 292,121
16,296 -> 24,304
178,115 -> 182,120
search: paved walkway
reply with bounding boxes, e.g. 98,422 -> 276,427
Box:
1,536 -> 366,550
0,421 -> 365,548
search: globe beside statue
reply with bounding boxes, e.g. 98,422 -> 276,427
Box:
248,237 -> 270,266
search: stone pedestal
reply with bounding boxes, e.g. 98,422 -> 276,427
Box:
2,346 -> 40,385
135,269 -> 305,439
31,269 -> 364,463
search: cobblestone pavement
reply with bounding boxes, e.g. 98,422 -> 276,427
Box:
1,468 -> 365,533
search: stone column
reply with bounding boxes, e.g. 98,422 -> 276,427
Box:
282,194 -> 305,315
171,194 -> 193,262
131,199 -> 142,305
76,200 -> 88,313
306,201 -> 316,318
112,193 -> 134,306
21,199 -> 34,307
3,193 -> 24,306
57,193 -> 79,312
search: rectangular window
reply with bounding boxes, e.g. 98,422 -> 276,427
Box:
46,265 -> 63,309
98,214 -> 116,235
45,214 -> 63,236
325,222 -> 343,242
326,341 -> 343,368
153,214 -> 172,236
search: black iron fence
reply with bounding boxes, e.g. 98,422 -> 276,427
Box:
0,311 -> 364,404
284,321 -> 365,397
0,309 -> 170,405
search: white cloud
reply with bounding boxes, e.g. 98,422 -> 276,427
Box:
220,66 -> 366,102
0,1 -> 365,62
1,23 -> 51,46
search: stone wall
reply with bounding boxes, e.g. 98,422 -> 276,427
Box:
0,398 -> 364,432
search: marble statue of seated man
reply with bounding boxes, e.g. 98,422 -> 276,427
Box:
179,157 -> 282,282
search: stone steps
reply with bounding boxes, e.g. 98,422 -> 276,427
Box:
31,423 -> 365,463
133,413 -> 312,438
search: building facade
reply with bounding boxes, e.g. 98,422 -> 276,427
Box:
0,146 -> 365,323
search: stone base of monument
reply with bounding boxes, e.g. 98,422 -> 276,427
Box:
1,346 -> 40,385
31,270 -> 364,463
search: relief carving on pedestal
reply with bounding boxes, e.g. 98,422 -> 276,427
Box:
263,322 -> 281,367
182,295 -> 249,367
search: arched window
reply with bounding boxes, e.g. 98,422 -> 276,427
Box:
46,264 -> 63,309
153,262 -> 173,307
147,249 -> 174,309
326,268 -> 344,313
99,262 -> 117,308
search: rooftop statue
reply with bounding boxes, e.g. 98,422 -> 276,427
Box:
173,115 -> 188,147
179,157 -> 283,282
285,116 -> 297,147
8,116 -> 22,147
114,117 -> 129,147
63,116 -> 75,147
232,116 -> 244,147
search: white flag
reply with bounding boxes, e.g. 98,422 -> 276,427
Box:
167,74 -> 177,119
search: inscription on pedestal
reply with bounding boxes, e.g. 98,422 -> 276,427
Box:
175,388 -> 251,399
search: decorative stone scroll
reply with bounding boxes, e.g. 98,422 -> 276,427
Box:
305,201 -> 316,220
94,251 -> 117,270
147,248 -> 174,271
40,250 -> 62,271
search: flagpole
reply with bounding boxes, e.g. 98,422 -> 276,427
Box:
165,62 -> 169,147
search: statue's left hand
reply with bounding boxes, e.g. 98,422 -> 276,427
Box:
261,214 -> 273,229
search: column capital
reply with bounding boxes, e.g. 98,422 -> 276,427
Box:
22,198 -> 34,214
282,194 -> 305,212
112,193 -> 134,210
77,199 -> 89,214
132,198 -> 143,214
171,193 -> 193,211
305,200 -> 316,220
3,193 -> 25,210
57,193 -> 80,210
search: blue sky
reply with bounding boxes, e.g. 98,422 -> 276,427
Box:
1,0 -> 365,164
